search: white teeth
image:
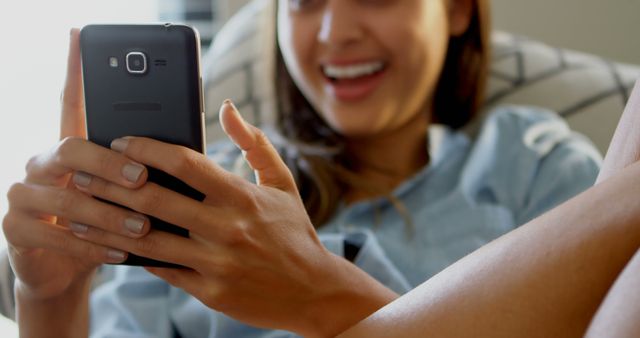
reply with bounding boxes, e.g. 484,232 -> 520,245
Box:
323,61 -> 385,80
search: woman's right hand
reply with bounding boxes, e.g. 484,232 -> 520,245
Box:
1,29 -> 150,303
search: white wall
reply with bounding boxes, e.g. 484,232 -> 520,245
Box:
217,0 -> 252,21
492,0 -> 640,65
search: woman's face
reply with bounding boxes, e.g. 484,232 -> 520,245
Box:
277,0 -> 468,138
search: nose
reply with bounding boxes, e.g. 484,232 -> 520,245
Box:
317,1 -> 365,48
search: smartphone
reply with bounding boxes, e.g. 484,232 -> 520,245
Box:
80,24 -> 206,267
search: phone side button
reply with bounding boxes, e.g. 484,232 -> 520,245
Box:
199,77 -> 205,113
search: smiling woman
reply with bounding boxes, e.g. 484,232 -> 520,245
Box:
3,0 -> 640,338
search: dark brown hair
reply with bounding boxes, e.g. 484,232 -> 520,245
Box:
274,0 -> 492,227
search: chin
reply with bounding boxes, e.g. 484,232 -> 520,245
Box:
330,121 -> 382,139
322,113 -> 384,138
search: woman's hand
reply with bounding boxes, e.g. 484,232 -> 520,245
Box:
2,29 -> 151,303
68,101 -> 397,337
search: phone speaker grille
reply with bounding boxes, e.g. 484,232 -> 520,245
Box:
113,102 -> 162,112
154,59 -> 168,66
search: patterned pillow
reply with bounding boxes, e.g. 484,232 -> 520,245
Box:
202,0 -> 640,154
487,32 -> 640,154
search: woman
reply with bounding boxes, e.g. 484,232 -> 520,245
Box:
4,0 -> 632,337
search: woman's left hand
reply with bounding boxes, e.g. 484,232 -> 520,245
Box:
72,100 -> 396,337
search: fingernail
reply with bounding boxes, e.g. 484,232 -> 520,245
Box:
122,163 -> 144,183
220,99 -> 238,115
69,222 -> 88,234
111,138 -> 129,153
222,99 -> 241,118
124,215 -> 145,235
72,171 -> 92,187
222,99 -> 250,130
107,249 -> 126,262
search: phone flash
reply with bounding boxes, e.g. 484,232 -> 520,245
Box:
109,57 -> 118,68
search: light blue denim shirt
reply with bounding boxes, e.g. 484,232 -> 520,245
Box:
90,106 -> 602,338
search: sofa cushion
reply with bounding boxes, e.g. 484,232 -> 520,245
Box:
487,32 -> 640,154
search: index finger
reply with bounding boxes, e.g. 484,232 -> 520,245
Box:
25,137 -> 147,189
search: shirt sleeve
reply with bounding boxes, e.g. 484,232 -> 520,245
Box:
90,266 -> 174,338
514,130 -> 602,225
463,105 -> 603,227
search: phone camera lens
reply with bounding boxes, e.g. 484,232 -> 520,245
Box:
126,52 -> 147,74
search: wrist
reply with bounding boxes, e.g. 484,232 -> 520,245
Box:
301,251 -> 398,338
15,273 -> 94,338
15,269 -> 95,303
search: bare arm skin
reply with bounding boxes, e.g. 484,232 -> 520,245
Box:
339,81 -> 640,338
585,249 -> 640,338
583,81 -> 640,338
596,81 -> 640,183
15,276 -> 93,338
338,162 -> 640,338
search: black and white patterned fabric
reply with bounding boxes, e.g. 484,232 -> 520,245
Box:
202,0 -> 640,154
487,32 -> 640,154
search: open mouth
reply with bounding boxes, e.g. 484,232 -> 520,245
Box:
321,61 -> 387,83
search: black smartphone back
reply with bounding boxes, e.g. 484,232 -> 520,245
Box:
80,24 -> 206,267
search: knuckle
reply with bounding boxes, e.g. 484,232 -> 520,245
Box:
6,182 -> 26,206
169,149 -> 200,177
253,128 -> 270,147
54,137 -> 81,165
89,246 -> 111,264
91,177 -> 110,198
2,212 -> 19,242
202,285 -> 230,311
135,236 -> 158,256
202,279 -> 237,313
221,221 -> 250,247
97,151 -> 118,177
55,189 -> 78,217
240,186 -> 263,213
100,206 -> 122,233
135,185 -> 164,215
202,288 -> 225,309
24,155 -> 41,175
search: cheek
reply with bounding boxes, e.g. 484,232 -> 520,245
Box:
278,16 -> 323,108
393,13 -> 449,115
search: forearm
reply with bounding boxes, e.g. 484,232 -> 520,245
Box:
16,277 -> 92,338
597,80 -> 640,183
302,252 -> 399,338
585,248 -> 640,338
339,160 -> 640,338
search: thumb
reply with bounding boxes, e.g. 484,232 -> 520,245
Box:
59,27 -> 86,140
219,99 -> 297,192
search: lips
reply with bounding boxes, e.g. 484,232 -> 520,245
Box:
321,60 -> 388,102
